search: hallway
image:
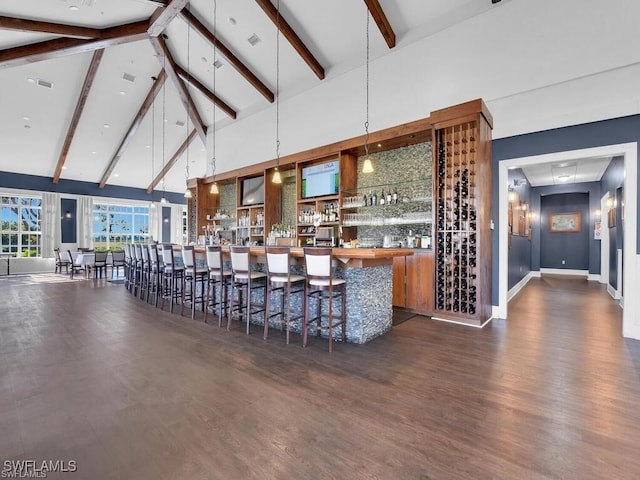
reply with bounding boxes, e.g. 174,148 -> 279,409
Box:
1,275 -> 639,479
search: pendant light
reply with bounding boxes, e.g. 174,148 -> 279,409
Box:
183,2 -> 193,199
271,0 -> 282,184
362,9 -> 374,174
149,76 -> 157,209
160,55 -> 167,204
209,0 -> 219,195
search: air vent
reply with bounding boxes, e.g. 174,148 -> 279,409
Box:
247,34 -> 261,46
37,79 -> 53,89
175,120 -> 185,127
123,72 -> 136,83
213,60 -> 223,69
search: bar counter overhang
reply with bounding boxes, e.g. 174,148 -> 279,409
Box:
193,246 -> 414,344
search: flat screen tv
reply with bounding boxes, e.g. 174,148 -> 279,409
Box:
241,176 -> 265,206
301,160 -> 340,199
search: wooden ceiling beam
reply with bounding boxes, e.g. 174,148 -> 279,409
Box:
364,0 -> 396,49
146,129 -> 198,193
52,49 -> 104,184
149,36 -> 207,143
254,0 -> 325,80
148,0 -> 189,37
0,15 -> 102,39
175,64 -> 237,120
180,8 -> 274,103
98,70 -> 167,188
0,20 -> 149,69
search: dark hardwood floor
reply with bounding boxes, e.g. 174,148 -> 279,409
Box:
1,274 -> 639,479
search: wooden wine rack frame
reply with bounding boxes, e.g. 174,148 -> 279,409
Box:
431,100 -> 493,326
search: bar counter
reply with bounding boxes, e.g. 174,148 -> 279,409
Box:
193,246 -> 413,343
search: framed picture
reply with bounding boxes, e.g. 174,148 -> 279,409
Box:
549,212 -> 581,233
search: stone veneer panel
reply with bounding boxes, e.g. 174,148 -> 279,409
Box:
355,142 -> 433,240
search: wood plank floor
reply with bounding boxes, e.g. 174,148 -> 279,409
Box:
1,274 -> 639,479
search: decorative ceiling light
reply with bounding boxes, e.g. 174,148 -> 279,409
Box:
209,0 -> 220,196
184,3 -> 193,200
362,9 -> 374,174
149,76 -> 157,209
160,54 -> 167,204
271,0 -> 282,184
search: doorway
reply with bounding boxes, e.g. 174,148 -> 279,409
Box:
497,142 -> 638,339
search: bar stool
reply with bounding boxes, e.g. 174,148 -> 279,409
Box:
147,244 -> 164,307
303,247 -> 347,352
264,247 -> 305,344
204,246 -> 232,327
181,245 -> 208,320
123,244 -> 132,290
139,244 -> 152,301
133,244 -> 144,297
228,246 -> 267,334
159,244 -> 184,313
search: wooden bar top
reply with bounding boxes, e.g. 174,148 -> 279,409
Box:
191,246 -> 414,268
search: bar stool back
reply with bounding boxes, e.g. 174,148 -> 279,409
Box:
123,244 -> 131,289
147,244 -> 163,307
303,247 -> 347,352
204,246 -> 232,327
229,246 -> 267,334
265,247 -> 305,344
159,244 -> 184,313
139,245 -> 151,301
181,245 -> 208,319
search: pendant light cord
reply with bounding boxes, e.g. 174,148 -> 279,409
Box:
211,0 -> 217,180
275,0 -> 281,167
364,10 -> 370,158
185,1 -> 191,186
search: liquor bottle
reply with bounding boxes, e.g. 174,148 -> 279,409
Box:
386,190 -> 392,204
371,191 -> 378,206
392,189 -> 398,204
363,192 -> 368,207
379,190 -> 385,206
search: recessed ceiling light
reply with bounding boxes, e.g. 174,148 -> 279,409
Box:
146,145 -> 151,149
69,5 -> 79,11
558,175 -> 570,182
213,60 -> 223,69
103,124 -> 110,128
92,151 -> 97,154
23,116 -> 30,121
119,91 -> 126,95
228,17 -> 237,25
247,34 -> 261,46
114,173 -> 119,177
62,166 -> 67,170
26,78 -> 35,84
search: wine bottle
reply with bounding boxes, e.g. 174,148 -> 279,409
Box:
379,189 -> 385,206
392,189 -> 398,204
372,191 -> 378,206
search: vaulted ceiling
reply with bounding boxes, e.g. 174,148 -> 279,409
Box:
0,0 -> 502,194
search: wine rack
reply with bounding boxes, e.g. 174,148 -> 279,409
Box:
431,100 -> 492,326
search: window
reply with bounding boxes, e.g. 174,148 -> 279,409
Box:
93,203 -> 149,250
0,195 -> 42,257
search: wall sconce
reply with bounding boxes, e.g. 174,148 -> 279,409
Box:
508,189 -> 517,203
594,208 -> 601,218
606,197 -> 614,209
63,211 -> 72,219
163,217 -> 169,223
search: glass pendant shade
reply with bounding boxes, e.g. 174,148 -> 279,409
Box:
210,182 -> 219,195
362,158 -> 374,173
272,168 -> 282,184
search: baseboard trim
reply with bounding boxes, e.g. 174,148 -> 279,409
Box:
431,316 -> 493,329
587,274 -> 601,282
508,271 -> 535,302
607,284 -> 622,300
540,268 -> 589,277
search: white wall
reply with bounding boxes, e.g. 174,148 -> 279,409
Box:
209,0 -> 640,173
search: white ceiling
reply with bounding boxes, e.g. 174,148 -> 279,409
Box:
0,0 -> 502,194
520,156 -> 613,187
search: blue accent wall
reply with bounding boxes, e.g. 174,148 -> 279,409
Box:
507,168 -> 532,289
539,193 -> 590,270
492,114 -> 639,305
60,198 -> 77,244
0,170 -> 186,205
600,157 -> 625,290
529,182 -> 601,274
